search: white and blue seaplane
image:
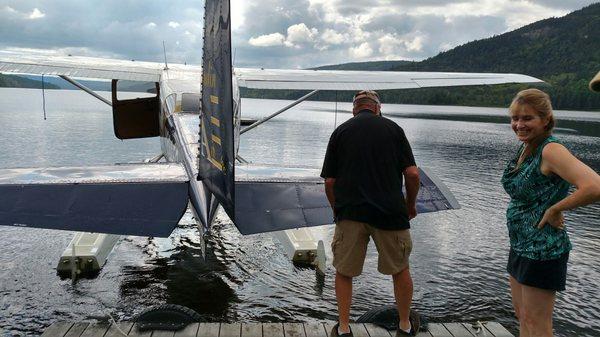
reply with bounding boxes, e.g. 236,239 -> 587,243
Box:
0,0 -> 542,276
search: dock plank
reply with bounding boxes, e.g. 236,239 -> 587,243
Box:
174,323 -> 200,337
104,322 -> 134,337
303,322 -> 326,337
152,329 -> 176,337
461,322 -> 487,337
220,323 -> 241,337
364,323 -> 391,337
128,324 -> 152,337
241,323 -> 262,337
42,321 -> 515,337
322,322 -> 336,337
41,322 -> 74,337
348,323 -> 369,337
262,323 -> 284,337
80,323 -> 110,337
416,330 -> 433,337
442,323 -> 474,337
63,323 -> 89,337
483,322 -> 514,337
197,323 -> 219,337
283,323 -> 306,337
426,324 -> 452,337
389,324 -> 433,337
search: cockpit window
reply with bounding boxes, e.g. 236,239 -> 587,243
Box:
114,80 -> 157,100
181,93 -> 202,113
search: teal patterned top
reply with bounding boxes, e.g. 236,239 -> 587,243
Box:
501,136 -> 572,260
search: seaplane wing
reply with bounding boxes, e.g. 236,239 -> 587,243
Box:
0,49 -> 201,82
233,164 -> 459,235
234,68 -> 543,91
0,163 -> 189,237
0,49 -> 541,90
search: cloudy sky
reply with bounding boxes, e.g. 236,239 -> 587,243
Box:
0,0 -> 597,68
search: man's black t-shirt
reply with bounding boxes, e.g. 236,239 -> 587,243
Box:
320,110 -> 416,230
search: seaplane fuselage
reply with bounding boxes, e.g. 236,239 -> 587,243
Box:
154,66 -> 242,244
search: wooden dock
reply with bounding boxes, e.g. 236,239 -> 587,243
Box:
41,321 -> 515,337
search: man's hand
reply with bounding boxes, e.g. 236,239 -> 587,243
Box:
324,178 -> 336,220
403,166 -> 420,221
408,204 -> 417,220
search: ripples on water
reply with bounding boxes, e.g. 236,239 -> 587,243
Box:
0,89 -> 599,336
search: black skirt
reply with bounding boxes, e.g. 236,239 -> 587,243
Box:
507,249 -> 569,291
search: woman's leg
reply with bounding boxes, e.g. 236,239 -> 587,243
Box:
509,276 -> 529,337
520,283 -> 556,337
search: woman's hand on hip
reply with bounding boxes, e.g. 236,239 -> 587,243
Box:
537,207 -> 565,230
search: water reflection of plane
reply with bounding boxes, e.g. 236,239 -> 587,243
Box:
0,0 -> 542,275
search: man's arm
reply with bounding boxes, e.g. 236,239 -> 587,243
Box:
325,178 -> 336,217
403,166 -> 420,220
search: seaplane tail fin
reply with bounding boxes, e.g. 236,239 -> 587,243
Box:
0,163 -> 189,237
233,164 -> 459,235
198,0 -> 236,220
235,68 -> 543,91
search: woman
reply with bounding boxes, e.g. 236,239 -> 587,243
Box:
501,89 -> 600,337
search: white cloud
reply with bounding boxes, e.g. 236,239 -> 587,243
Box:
350,42 -> 373,59
248,23 -> 319,49
231,0 -> 248,31
146,22 -> 157,29
168,21 -> 180,28
249,32 -> 286,47
349,26 -> 370,44
404,0 -> 567,30
405,35 -> 424,52
378,34 -> 403,57
286,23 -> 318,44
321,29 -> 345,45
28,8 -> 45,19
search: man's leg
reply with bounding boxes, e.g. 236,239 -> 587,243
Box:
393,267 -> 413,331
331,220 -> 370,336
336,271 -> 353,333
371,228 -> 413,332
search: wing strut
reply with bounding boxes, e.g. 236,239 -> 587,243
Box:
59,75 -> 112,106
240,90 -> 319,135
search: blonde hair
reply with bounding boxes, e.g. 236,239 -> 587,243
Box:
509,88 -> 555,133
509,89 -> 555,170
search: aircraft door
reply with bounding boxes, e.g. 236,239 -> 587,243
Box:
111,80 -> 160,139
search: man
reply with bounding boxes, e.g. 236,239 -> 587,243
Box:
321,90 -> 421,337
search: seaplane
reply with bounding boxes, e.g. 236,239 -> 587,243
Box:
0,0 -> 542,276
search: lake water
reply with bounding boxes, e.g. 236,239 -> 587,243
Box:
1,88 -> 599,336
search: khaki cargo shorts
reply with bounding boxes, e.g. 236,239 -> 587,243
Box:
331,219 -> 412,277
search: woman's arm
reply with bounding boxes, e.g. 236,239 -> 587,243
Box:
538,142 -> 600,229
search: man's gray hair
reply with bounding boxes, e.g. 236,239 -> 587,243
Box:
353,90 -> 381,106
590,71 -> 600,92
